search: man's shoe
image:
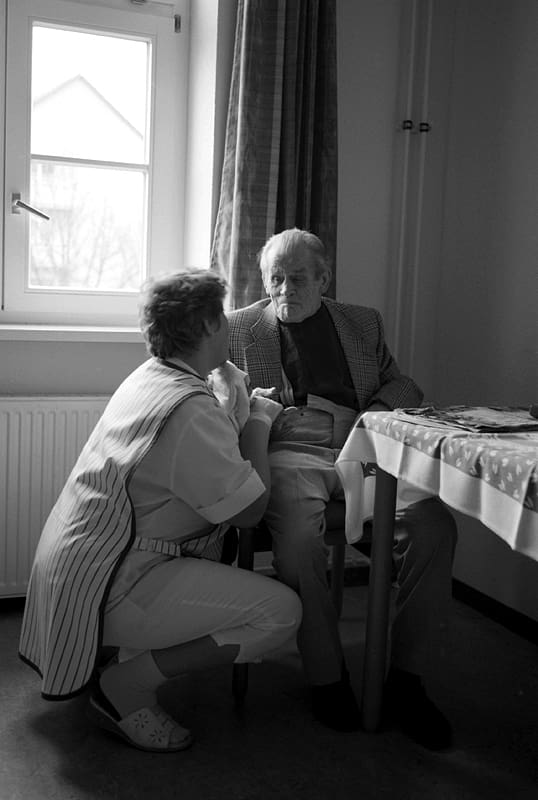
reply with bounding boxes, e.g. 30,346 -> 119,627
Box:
383,668 -> 452,751
311,667 -> 361,732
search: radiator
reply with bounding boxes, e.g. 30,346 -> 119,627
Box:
0,396 -> 109,597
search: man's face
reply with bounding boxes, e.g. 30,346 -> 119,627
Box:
262,244 -> 330,323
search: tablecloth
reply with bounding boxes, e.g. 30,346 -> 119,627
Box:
336,410 -> 538,561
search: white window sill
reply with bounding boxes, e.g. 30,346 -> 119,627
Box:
0,324 -> 144,343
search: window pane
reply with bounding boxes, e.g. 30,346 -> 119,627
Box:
31,25 -> 150,163
29,161 -> 146,292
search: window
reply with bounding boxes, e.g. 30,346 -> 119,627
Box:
2,0 -> 188,327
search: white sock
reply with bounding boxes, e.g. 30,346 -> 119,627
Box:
99,650 -> 166,718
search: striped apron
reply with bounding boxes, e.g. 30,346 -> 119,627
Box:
19,358 -> 208,699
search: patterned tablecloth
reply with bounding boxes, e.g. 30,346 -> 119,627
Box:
335,409 -> 538,561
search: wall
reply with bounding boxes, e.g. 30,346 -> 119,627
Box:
432,0 -> 538,619
0,338 -> 146,396
183,0 -> 237,268
336,0 -> 401,314
435,0 -> 537,408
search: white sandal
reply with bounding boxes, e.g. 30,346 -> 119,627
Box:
88,695 -> 193,753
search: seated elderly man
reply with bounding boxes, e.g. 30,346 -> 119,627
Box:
227,228 -> 457,750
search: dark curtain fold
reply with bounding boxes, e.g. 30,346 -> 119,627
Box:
211,0 -> 338,309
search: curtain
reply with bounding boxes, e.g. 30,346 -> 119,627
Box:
211,0 -> 338,309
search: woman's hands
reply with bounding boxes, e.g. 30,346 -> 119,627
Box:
208,365 -> 284,435
207,361 -> 250,433
231,389 -> 282,528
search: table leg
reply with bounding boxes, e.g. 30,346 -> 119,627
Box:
361,467 -> 397,732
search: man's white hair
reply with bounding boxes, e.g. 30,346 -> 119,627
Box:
258,228 -> 331,280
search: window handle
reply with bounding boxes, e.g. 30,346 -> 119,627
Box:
11,193 -> 50,220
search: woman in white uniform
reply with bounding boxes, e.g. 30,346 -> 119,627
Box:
19,269 -> 302,753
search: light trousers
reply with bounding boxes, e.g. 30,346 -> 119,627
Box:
264,443 -> 458,685
102,555 -> 302,664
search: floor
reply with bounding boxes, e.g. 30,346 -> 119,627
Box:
1,583 -> 537,800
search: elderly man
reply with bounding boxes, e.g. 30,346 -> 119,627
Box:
228,228 -> 457,750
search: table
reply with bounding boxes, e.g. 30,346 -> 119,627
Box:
335,408 -> 538,731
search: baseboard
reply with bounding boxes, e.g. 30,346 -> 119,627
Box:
452,578 -> 538,645
0,596 -> 26,610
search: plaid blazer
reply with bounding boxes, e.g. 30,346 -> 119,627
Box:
227,298 -> 423,411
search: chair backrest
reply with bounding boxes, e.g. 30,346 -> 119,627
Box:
324,499 -> 346,531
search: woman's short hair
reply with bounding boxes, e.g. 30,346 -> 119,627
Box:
139,269 -> 228,359
258,228 -> 331,280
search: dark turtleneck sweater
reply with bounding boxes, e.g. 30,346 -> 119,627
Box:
278,304 -> 358,410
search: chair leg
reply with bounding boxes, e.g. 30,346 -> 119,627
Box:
232,662 -> 249,704
330,542 -> 346,619
233,528 -> 346,700
237,526 -> 255,570
233,527 -> 256,702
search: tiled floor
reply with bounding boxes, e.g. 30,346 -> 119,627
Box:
1,585 -> 537,800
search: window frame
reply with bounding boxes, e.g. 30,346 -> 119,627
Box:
1,0 -> 189,329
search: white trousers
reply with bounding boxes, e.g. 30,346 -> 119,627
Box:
264,443 -> 458,685
102,555 -> 302,664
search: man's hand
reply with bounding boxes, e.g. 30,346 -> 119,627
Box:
249,394 -> 283,427
250,386 -> 281,403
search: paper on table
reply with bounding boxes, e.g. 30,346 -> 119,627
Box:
395,406 -> 538,433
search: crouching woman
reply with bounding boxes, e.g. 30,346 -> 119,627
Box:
19,269 -> 301,753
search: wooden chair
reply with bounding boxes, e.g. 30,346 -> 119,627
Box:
232,500 -> 351,701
